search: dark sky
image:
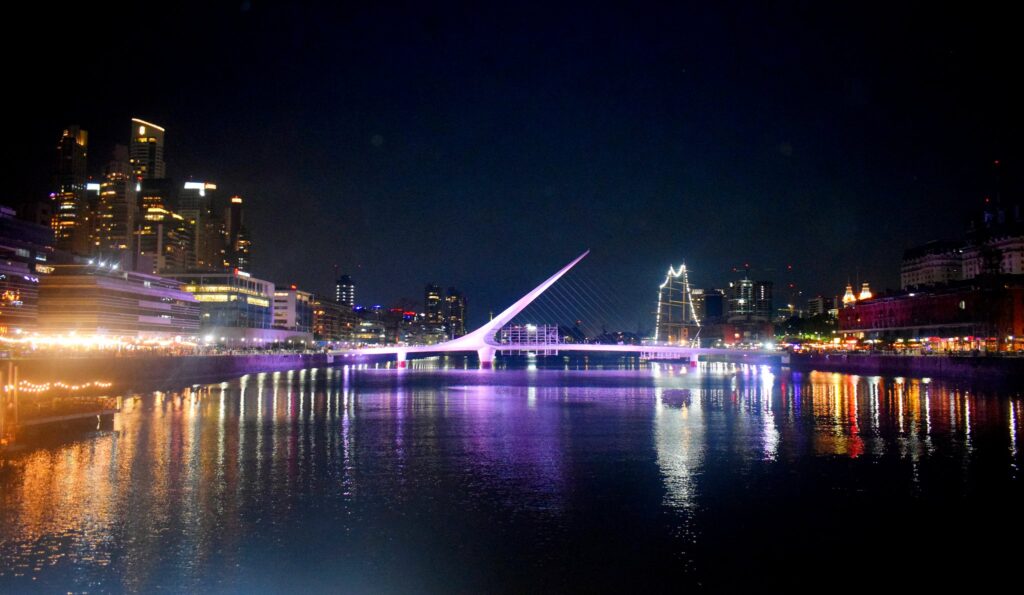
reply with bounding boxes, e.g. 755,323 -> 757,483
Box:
8,2 -> 1023,329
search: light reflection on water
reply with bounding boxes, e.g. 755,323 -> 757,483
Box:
1,363 -> 1021,592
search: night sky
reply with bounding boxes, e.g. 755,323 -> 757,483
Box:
9,2 -> 1023,330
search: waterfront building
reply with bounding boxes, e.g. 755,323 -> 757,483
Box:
353,319 -> 386,345
842,283 -> 857,307
167,269 -> 302,344
838,277 -> 1024,351
51,125 -> 90,254
962,235 -> 1024,279
335,274 -> 355,306
273,285 -> 314,333
902,190 -> 1024,289
0,205 -> 60,274
130,118 -> 166,180
445,287 -> 466,339
0,259 -> 41,335
37,264 -> 199,338
312,296 -> 357,342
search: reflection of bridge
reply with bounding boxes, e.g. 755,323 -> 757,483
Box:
334,250 -> 781,368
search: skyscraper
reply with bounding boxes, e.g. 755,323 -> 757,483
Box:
425,283 -> 443,324
130,118 -> 166,180
753,280 -> 773,320
445,287 -> 466,339
224,195 -> 251,271
335,274 -> 355,306
51,125 -> 89,254
180,181 -> 223,271
93,147 -> 138,260
135,207 -> 192,274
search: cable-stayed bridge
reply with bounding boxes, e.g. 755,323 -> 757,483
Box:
334,250 -> 782,368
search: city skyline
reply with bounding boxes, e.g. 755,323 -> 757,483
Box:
9,3 -> 1023,329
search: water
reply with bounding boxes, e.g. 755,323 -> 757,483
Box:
1,363 -> 1022,592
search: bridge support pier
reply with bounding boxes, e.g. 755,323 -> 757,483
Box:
396,351 -> 407,369
477,346 -> 496,370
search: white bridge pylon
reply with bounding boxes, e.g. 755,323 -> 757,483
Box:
336,250 -> 777,368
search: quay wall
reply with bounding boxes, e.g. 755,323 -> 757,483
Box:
790,352 -> 1024,381
6,353 -> 355,389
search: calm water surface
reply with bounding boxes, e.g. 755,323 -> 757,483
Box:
1,363 -> 1022,592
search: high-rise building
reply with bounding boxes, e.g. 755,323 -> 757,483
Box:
138,177 -> 177,213
691,288 -> 725,324
727,277 -> 772,321
135,207 -> 192,274
445,287 -> 466,339
130,118 -> 166,180
727,277 -> 754,318
51,125 -> 90,254
93,149 -> 138,260
335,274 -> 355,306
224,195 -> 251,271
180,181 -> 223,271
753,280 -> 773,320
425,283 -> 443,324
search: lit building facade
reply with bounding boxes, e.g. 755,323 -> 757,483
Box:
901,240 -> 963,289
445,287 -> 466,339
273,286 -> 314,333
167,270 -> 304,344
135,208 -> 193,274
0,260 -> 41,335
335,274 -> 354,306
962,236 -> 1024,279
93,157 -> 138,259
37,264 -> 200,338
312,297 -> 356,342
168,270 -> 272,328
425,283 -> 443,325
51,125 -> 90,254
130,118 -> 166,180
839,279 -> 1024,351
179,181 -> 223,271
224,196 -> 251,271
